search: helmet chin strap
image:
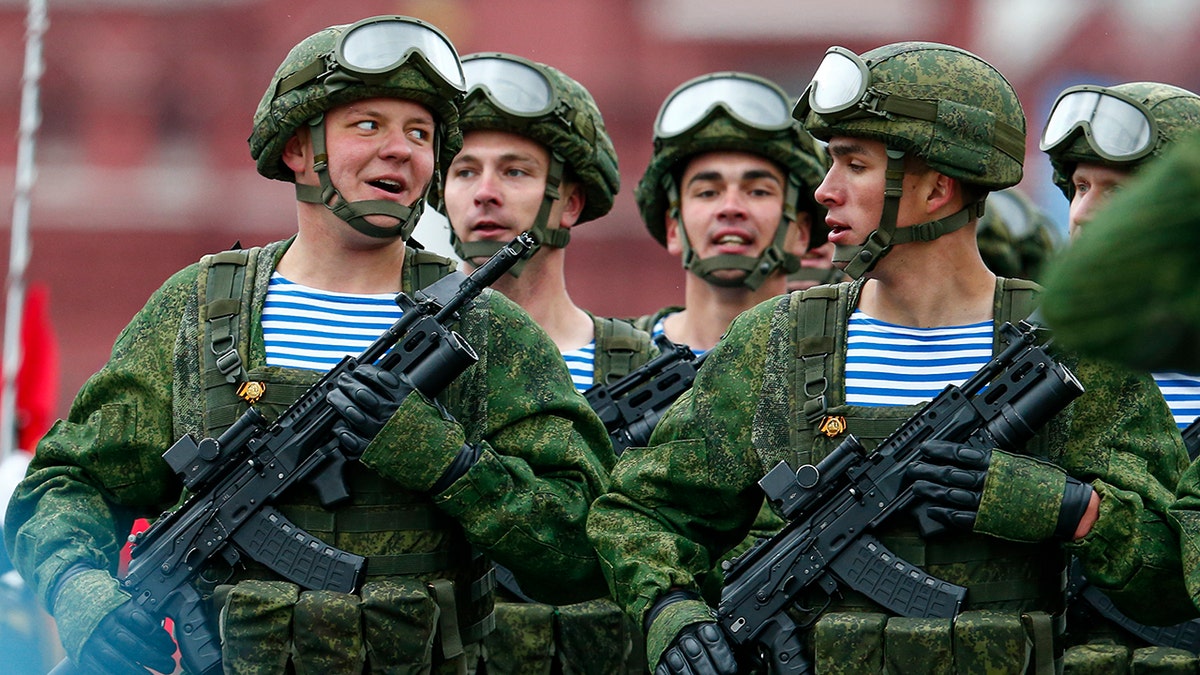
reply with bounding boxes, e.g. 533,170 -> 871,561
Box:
452,152 -> 569,278
294,115 -> 427,241
833,148 -> 982,279
666,172 -> 801,291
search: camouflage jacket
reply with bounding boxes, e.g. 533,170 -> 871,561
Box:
6,238 -> 615,615
589,279 -> 1192,668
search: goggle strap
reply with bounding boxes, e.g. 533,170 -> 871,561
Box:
276,58 -> 328,98
867,94 -> 1026,164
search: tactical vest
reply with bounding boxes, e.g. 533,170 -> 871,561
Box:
752,277 -> 1065,674
181,240 -> 495,670
590,314 -> 654,385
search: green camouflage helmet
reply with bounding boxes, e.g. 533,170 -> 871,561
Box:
1042,81 -> 1200,199
797,41 -> 1026,191
636,87 -> 829,248
976,187 -> 1062,281
249,16 -> 465,183
458,53 -> 620,225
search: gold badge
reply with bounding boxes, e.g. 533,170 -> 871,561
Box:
818,415 -> 847,438
236,381 -> 267,405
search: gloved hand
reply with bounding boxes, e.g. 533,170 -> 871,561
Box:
327,364 -> 416,458
646,590 -> 738,675
907,440 -> 1095,542
52,566 -> 176,674
656,622 -> 739,675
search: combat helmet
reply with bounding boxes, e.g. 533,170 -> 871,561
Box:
976,187 -> 1062,281
795,42 -> 1026,279
249,15 -> 467,241
636,72 -> 830,291
450,52 -> 620,275
1040,81 -> 1200,199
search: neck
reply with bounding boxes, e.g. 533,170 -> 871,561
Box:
277,210 -> 407,293
857,227 -> 995,328
478,247 -> 594,352
664,272 -> 787,351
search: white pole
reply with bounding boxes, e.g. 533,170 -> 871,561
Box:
1,0 -> 48,461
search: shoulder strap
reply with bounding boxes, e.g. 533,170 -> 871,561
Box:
996,276 -> 1041,328
592,316 -> 654,384
197,245 -> 263,436
407,248 -> 457,292
793,283 -> 854,428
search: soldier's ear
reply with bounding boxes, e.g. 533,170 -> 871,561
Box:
282,127 -> 313,178
559,182 -> 585,229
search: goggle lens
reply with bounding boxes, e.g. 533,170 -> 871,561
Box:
807,49 -> 868,114
656,74 -> 792,138
1041,88 -> 1154,160
463,56 -> 554,117
337,17 -> 465,91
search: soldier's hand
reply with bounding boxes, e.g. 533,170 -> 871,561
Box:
327,364 -> 415,458
52,565 -> 176,674
906,439 -> 990,530
656,622 -> 738,675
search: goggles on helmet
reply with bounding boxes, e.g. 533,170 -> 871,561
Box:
275,15 -> 466,99
462,53 -> 557,120
654,72 -> 794,139
802,46 -> 874,115
1040,85 -> 1157,162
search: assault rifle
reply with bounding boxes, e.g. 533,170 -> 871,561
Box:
50,234 -> 533,675
1067,557 -> 1200,654
1183,417 -> 1200,461
584,334 -> 706,454
716,321 -> 1084,674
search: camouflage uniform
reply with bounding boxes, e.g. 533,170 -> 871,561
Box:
976,188 -> 1062,283
589,43 -> 1194,675
447,52 -> 649,675
4,238 -> 613,674
5,17 -> 614,675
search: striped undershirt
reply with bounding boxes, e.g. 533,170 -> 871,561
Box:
1152,372 -> 1200,430
561,342 -> 596,392
262,273 -> 402,371
845,309 -> 993,407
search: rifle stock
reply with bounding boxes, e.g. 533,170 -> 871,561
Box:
716,321 -> 1084,673
50,233 -> 533,675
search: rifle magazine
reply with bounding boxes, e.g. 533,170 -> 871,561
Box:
829,533 -> 965,619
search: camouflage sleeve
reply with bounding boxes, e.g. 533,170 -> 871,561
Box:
3,266 -> 197,610
587,298 -> 785,641
1169,458 -> 1200,614
1058,355 -> 1197,624
430,290 -> 617,606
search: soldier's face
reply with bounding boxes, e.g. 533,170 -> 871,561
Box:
296,98 -> 437,230
1067,163 -> 1130,239
666,151 -> 795,279
444,130 -> 580,260
815,136 -> 940,248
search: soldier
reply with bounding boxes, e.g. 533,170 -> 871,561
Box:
588,42 -> 1193,675
975,187 -> 1061,282
631,71 -> 829,353
441,51 -> 649,675
4,16 -> 613,674
1040,130 -> 1200,376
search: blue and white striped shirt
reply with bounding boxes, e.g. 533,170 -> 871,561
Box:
845,310 -> 993,407
650,314 -> 709,359
262,273 -> 402,371
561,341 -> 596,392
1152,372 -> 1200,430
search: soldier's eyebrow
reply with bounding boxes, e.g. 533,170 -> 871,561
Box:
741,169 -> 781,184
685,170 -> 723,186
827,140 -> 869,158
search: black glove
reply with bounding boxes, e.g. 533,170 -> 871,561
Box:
78,599 -> 177,674
327,364 -> 415,458
907,440 -> 1095,541
648,591 -> 738,675
906,439 -> 991,531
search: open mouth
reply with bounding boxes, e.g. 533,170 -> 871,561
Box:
715,234 -> 750,245
369,179 -> 403,194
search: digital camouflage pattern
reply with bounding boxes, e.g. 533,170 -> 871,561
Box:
1043,82 -> 1200,199
483,597 -> 639,675
976,188 -> 1061,282
798,42 -> 1025,190
4,237 -> 614,673
636,106 -> 828,248
1041,131 -> 1200,374
587,281 -> 1193,673
250,21 -> 465,183
457,54 -> 620,225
